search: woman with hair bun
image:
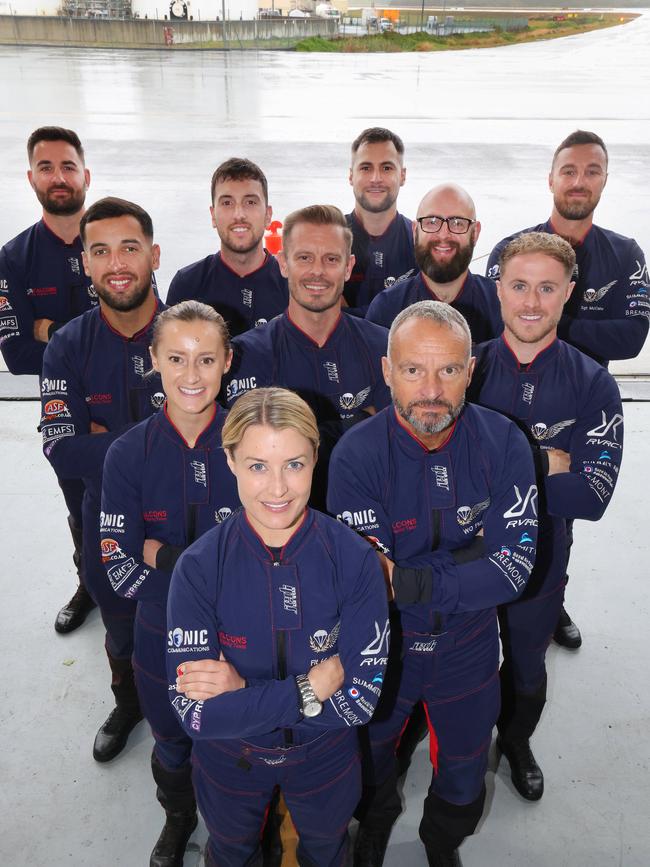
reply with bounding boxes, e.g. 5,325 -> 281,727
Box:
101,300 -> 240,867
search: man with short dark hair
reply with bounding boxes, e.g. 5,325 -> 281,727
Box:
221,204 -> 390,508
0,126 -> 97,634
344,127 -> 417,316
328,300 -> 537,867
470,232 -> 623,801
367,183 -> 502,343
167,157 -> 288,336
41,196 -> 165,762
486,129 -> 648,649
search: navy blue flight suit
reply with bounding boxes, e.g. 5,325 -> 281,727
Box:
366,270 -> 503,345
221,311 -> 391,509
486,220 -> 649,366
327,404 -> 537,854
0,219 -> 98,581
167,250 -> 288,337
166,508 -> 389,866
101,404 -> 240,814
469,336 -> 623,740
344,212 -> 417,317
41,303 -> 165,710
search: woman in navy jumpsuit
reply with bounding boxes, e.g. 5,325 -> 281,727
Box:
101,300 -> 240,867
167,387 -> 390,867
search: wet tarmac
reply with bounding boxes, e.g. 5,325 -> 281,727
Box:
1,12 -> 649,373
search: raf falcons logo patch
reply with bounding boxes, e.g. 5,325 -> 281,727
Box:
531,419 -> 576,441
456,498 -> 491,527
339,387 -> 371,411
583,281 -> 616,303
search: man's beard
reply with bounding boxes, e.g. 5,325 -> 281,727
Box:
393,394 -> 465,435
416,237 -> 474,284
94,278 -> 151,313
356,189 -> 398,215
553,192 -> 599,222
218,224 -> 264,256
36,185 -> 86,217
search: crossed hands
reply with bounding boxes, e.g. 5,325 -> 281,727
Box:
175,653 -> 345,702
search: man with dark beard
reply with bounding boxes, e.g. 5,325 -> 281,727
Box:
167,157 -> 288,336
221,204 -> 390,507
344,128 -> 417,316
487,130 -> 648,366
367,184 -> 502,343
486,129 -> 649,650
328,301 -> 537,867
0,127 -> 98,635
41,197 -> 166,762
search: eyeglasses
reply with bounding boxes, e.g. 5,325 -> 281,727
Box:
416,215 -> 476,235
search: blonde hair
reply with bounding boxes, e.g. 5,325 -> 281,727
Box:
499,232 -> 576,278
282,204 -> 353,256
222,388 -> 320,455
151,300 -> 230,354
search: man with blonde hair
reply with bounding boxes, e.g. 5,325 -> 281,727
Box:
222,204 -> 390,507
470,232 -> 623,800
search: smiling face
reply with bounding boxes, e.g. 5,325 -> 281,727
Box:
414,185 -> 480,285
225,424 -> 316,547
279,221 -> 354,314
383,317 -> 474,447
150,319 -> 232,427
28,139 -> 90,217
349,139 -> 406,214
497,252 -> 574,358
82,215 -> 159,312
210,177 -> 272,256
549,143 -> 608,222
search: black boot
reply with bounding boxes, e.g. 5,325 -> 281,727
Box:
496,736 -> 544,801
150,812 -> 197,867
419,788 -> 484,862
553,606 -> 582,649
353,824 -> 393,867
54,517 -> 96,634
497,676 -> 546,801
93,653 -> 143,762
423,847 -> 463,867
150,751 -> 197,867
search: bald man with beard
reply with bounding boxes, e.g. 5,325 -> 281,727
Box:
367,184 -> 502,345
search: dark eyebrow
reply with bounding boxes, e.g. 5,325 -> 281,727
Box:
88,238 -> 142,250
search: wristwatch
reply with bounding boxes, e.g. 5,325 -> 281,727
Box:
295,673 -> 323,717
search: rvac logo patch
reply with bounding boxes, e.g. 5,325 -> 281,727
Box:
587,412 -> 623,442
503,485 -> 538,519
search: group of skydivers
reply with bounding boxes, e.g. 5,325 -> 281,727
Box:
1,124 -> 648,867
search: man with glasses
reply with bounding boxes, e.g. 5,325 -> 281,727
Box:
367,184 -> 502,344
486,129 -> 648,650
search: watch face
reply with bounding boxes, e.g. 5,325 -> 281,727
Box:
303,699 -> 322,718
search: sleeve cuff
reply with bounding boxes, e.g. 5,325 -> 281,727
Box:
156,544 -> 185,572
47,321 -> 63,340
392,566 -> 432,605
